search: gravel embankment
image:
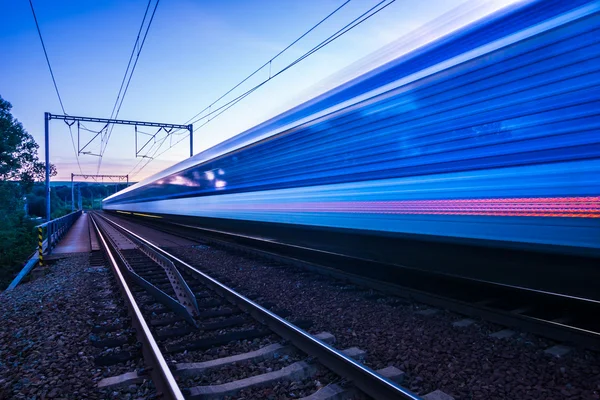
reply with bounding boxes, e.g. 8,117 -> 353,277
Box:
0,255 -> 151,399
171,245 -> 600,400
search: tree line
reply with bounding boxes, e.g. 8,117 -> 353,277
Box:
27,182 -> 128,219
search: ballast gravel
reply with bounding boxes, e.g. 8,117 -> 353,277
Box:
0,255 -> 151,399
171,245 -> 600,400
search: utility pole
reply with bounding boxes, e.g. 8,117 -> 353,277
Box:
45,112 -> 50,221
71,173 -> 75,212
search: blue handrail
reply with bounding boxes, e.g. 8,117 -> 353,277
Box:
4,210 -> 83,291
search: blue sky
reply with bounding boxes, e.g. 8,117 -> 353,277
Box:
1,0 -> 518,181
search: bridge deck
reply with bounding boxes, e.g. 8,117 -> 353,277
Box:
52,213 -> 91,254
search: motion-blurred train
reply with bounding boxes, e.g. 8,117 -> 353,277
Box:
104,0 -> 600,299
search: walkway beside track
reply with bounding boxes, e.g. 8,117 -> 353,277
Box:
52,212 -> 91,254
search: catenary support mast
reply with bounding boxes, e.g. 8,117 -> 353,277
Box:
71,173 -> 129,211
45,113 -> 190,221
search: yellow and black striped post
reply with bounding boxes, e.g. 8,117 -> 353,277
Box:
38,226 -> 43,266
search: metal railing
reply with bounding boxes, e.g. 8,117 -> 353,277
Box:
37,210 -> 83,260
5,210 -> 83,291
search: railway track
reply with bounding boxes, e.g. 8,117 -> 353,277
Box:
107,212 -> 600,352
90,212 -> 420,399
86,249 -> 157,398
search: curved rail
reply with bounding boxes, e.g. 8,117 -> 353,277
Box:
90,214 -> 185,400
95,211 -> 421,400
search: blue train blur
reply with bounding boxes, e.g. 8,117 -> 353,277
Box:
104,0 -> 600,299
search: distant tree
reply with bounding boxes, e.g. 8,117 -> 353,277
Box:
0,95 -> 56,191
0,95 -> 56,288
27,192 -> 45,217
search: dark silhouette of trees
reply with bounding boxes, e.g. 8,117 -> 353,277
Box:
0,95 -> 55,288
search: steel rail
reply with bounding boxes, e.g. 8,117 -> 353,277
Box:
90,215 -> 185,400
113,214 -> 600,350
96,212 -> 421,400
97,217 -> 198,326
172,223 -> 600,305
169,222 -> 600,350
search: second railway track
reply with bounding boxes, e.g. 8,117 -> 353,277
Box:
90,212 -> 421,400
106,211 -> 600,352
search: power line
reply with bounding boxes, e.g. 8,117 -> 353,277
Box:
187,0 -> 395,127
97,0 -> 161,174
97,0 -> 152,171
130,0 -> 348,177
128,125 -> 177,177
181,0 -> 353,127
132,0 -> 396,179
28,0 -> 83,174
108,0 -> 153,123
28,0 -> 65,114
129,130 -> 172,177
112,0 -> 161,120
99,0 -> 160,173
128,0 -> 349,178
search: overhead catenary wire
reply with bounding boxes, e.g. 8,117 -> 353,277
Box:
28,0 -> 65,114
107,0 -> 153,123
97,0 -> 161,175
28,0 -> 83,174
134,0 -> 396,175
128,125 -> 175,177
188,0 -> 396,127
129,130 -> 172,177
181,0 -> 353,127
111,0 -> 161,121
98,0 -> 160,173
176,0 -> 394,132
